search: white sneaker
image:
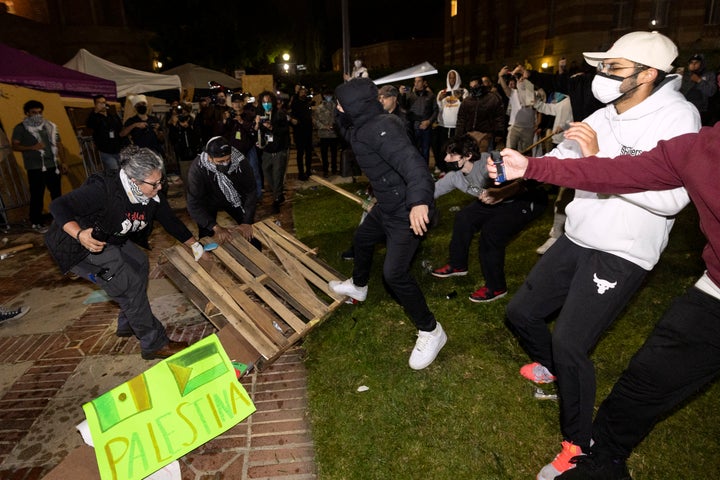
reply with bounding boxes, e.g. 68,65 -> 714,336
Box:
329,278 -> 368,302
536,236 -> 557,255
409,322 -> 447,370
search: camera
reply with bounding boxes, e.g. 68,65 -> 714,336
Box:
91,224 -> 110,242
178,114 -> 190,123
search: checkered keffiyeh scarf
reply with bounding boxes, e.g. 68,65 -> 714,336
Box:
199,148 -> 245,209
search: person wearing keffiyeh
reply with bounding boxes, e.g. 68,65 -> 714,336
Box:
185,136 -> 258,245
12,100 -> 67,232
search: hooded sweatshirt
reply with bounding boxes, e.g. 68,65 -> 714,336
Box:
437,69 -> 468,128
545,74 -> 700,270
526,122 -> 720,293
335,78 -> 435,217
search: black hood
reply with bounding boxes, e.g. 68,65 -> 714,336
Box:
335,78 -> 384,128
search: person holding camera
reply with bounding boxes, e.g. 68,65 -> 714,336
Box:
497,65 -> 538,153
455,77 -> 506,153
86,94 -> 124,172
257,90 -> 291,214
44,145 -> 206,360
120,95 -> 164,156
434,69 -> 469,172
228,93 -> 263,200
167,102 -> 200,185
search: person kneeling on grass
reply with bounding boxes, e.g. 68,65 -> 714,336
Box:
431,134 -> 547,303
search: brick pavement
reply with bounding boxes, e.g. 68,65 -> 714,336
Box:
0,163 -> 320,479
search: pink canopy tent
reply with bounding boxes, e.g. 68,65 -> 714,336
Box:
0,43 -> 116,100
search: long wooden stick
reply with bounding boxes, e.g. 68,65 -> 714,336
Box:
0,243 -> 33,257
521,130 -> 557,154
309,175 -> 364,205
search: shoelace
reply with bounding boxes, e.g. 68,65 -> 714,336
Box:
0,308 -> 21,318
414,331 -> 434,352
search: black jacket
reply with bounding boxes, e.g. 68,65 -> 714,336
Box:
186,152 -> 258,229
335,78 -> 435,218
46,172 -> 193,273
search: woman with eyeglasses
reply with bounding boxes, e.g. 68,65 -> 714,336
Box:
45,145 -> 205,360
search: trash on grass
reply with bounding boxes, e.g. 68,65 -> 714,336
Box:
534,387 -> 558,401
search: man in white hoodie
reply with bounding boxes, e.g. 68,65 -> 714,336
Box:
433,69 -> 468,172
503,31 -> 700,480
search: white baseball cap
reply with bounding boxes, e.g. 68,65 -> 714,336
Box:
583,31 -> 678,73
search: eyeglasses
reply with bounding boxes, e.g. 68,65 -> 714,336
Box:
597,62 -> 640,74
136,177 -> 164,189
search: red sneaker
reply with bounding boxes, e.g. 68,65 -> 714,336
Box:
468,286 -> 507,303
431,264 -> 468,278
537,441 -> 585,479
520,362 -> 557,384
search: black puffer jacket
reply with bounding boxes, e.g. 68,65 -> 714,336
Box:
334,78 -> 435,218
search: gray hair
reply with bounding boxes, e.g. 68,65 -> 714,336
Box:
119,146 -> 164,180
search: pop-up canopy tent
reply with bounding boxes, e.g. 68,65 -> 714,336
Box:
162,63 -> 242,101
64,48 -> 181,99
162,63 -> 242,90
0,43 -> 116,99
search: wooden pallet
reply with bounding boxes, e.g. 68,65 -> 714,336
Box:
160,218 -> 348,370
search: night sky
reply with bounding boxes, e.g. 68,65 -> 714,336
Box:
123,0 -> 443,72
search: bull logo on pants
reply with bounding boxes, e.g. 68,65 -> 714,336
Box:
593,273 -> 617,294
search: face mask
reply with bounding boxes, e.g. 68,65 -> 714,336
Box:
591,74 -> 624,103
135,105 -> 148,114
26,114 -> 44,127
216,162 -> 230,173
324,95 -> 333,102
262,102 -> 272,112
591,70 -> 646,104
446,160 -> 463,171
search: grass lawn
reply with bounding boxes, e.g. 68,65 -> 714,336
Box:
292,180 -> 719,480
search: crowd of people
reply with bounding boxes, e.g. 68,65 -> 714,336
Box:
6,40 -> 720,479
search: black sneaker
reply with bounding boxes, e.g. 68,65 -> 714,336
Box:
341,247 -> 354,261
556,453 -> 632,480
0,306 -> 29,323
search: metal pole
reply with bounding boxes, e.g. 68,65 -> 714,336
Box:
341,0 -> 351,79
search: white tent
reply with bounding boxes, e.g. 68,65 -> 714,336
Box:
64,49 -> 182,98
161,63 -> 243,91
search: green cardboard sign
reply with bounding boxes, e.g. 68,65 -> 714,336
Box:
83,334 -> 255,480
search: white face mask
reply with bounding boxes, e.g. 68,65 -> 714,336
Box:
591,74 -> 625,104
